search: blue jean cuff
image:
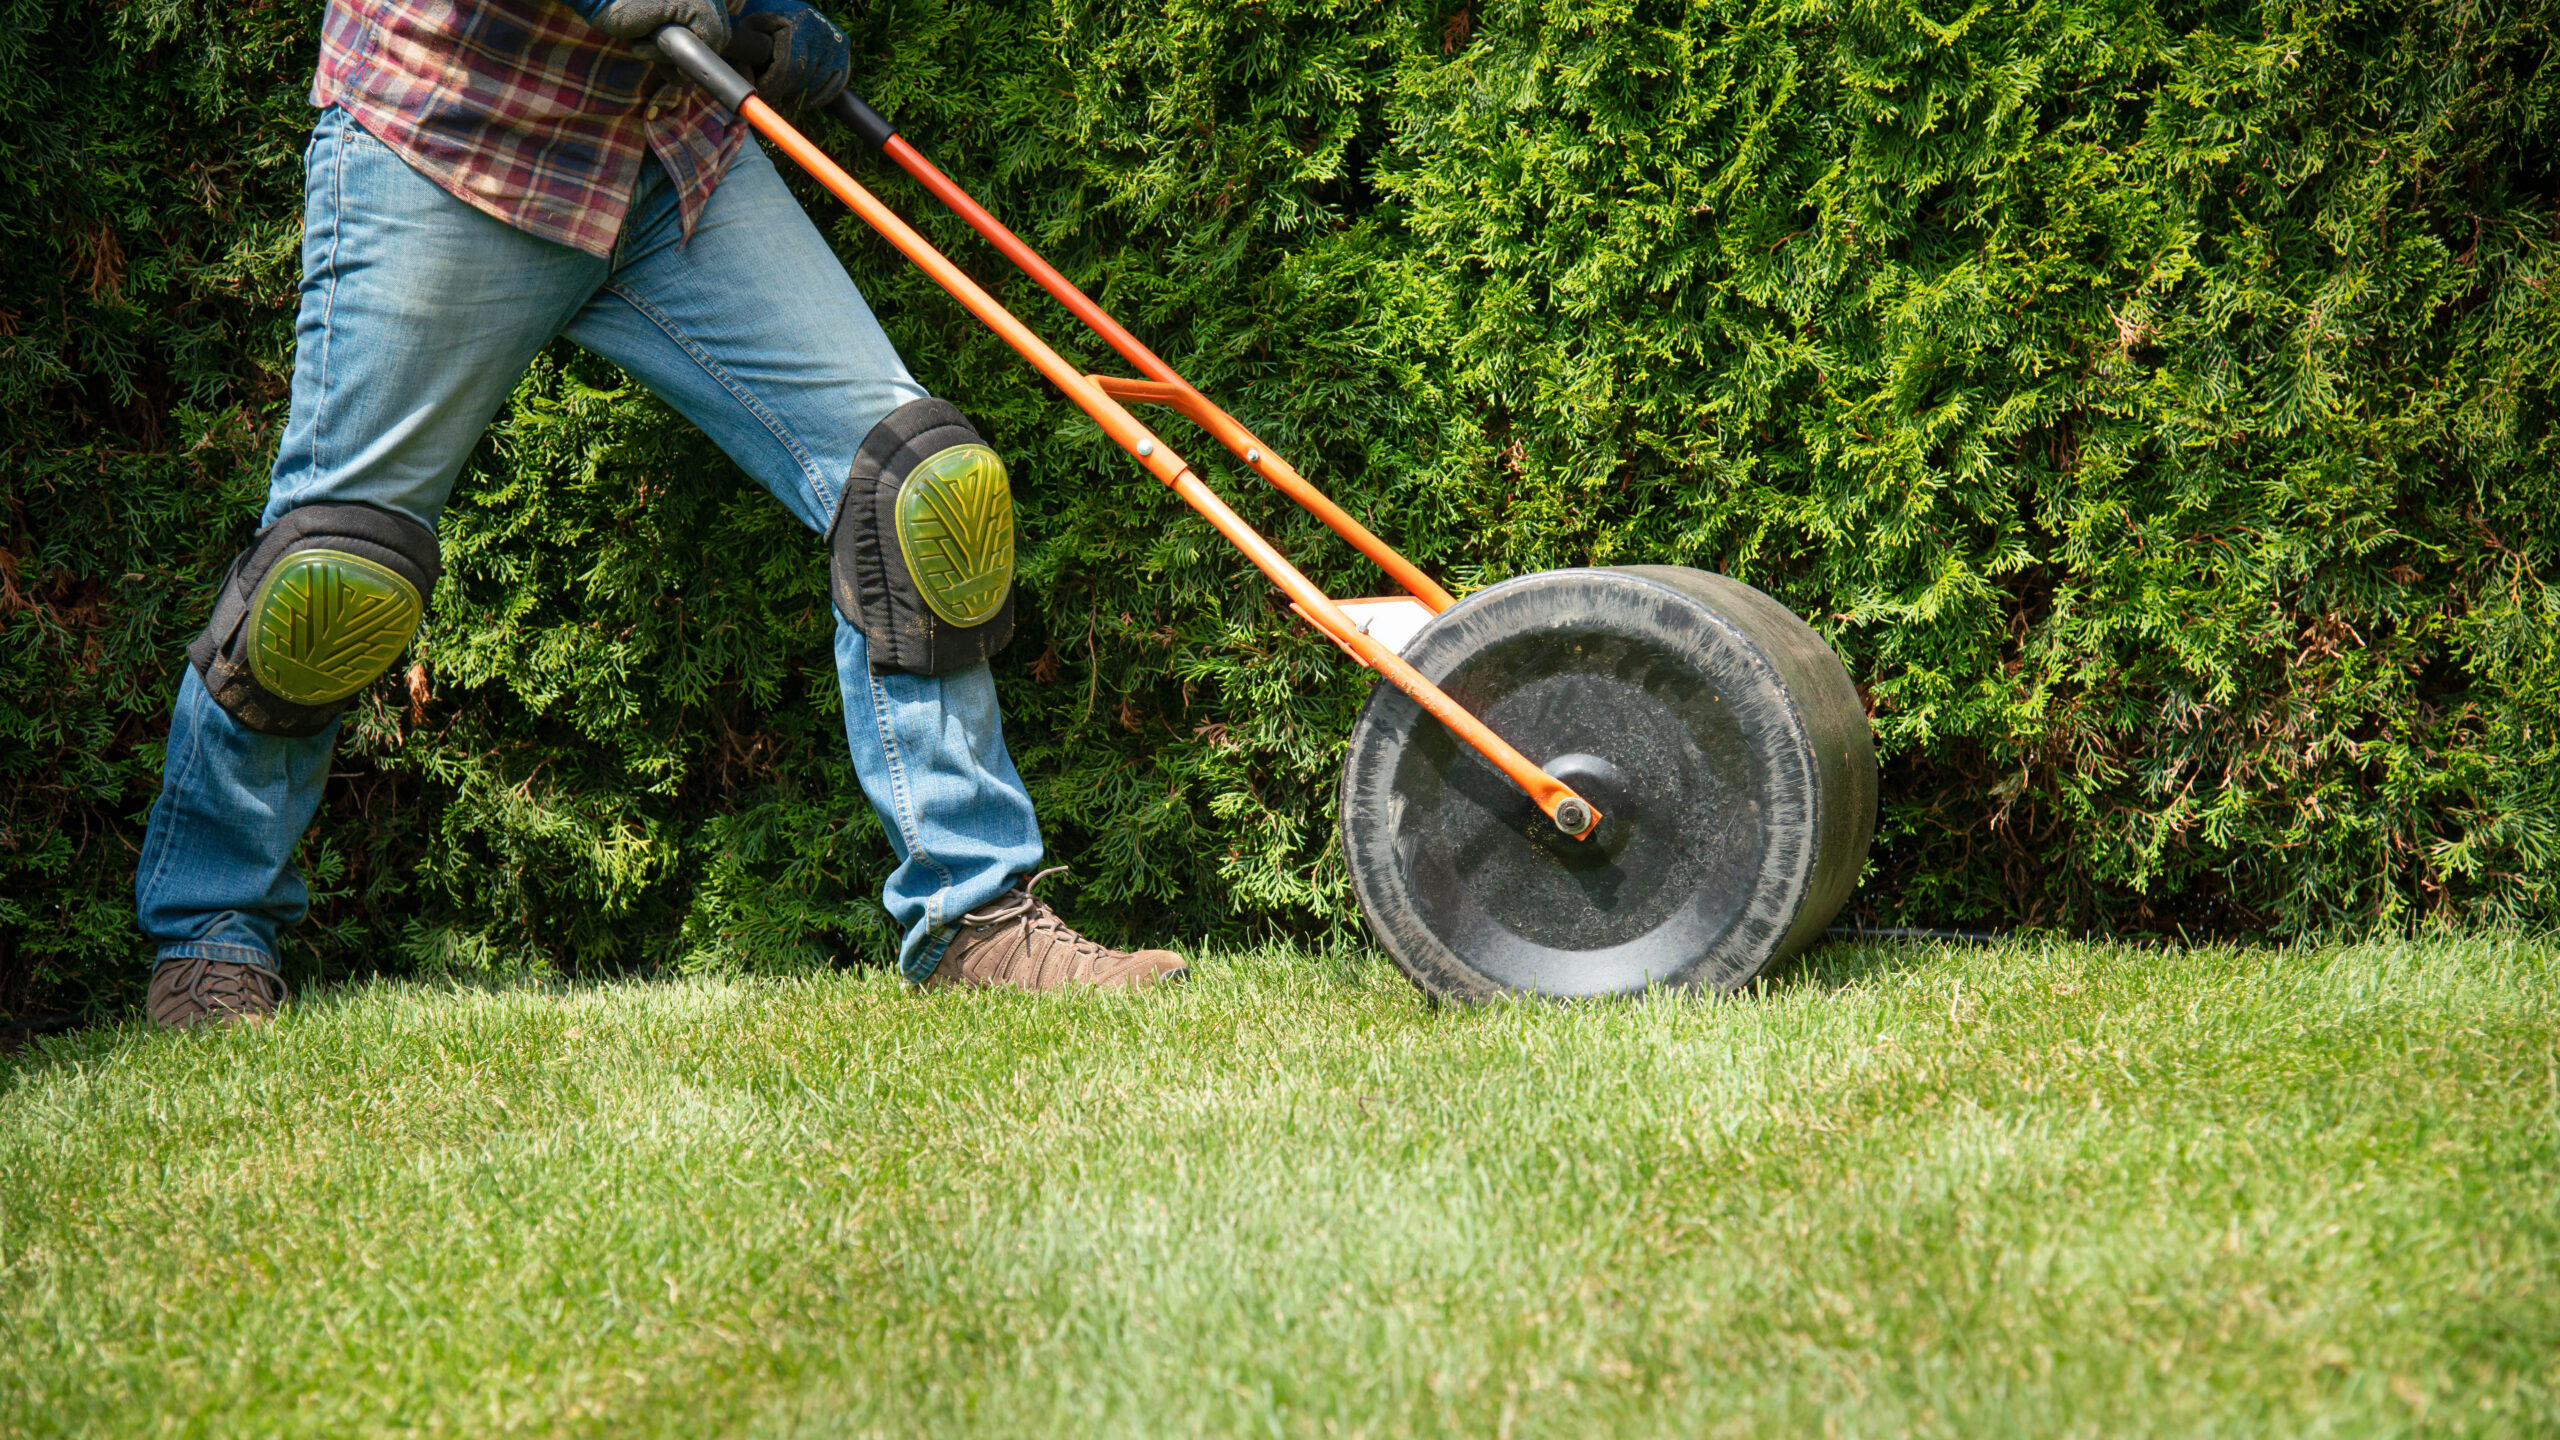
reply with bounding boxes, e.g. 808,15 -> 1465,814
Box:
154,941 -> 279,972
901,927 -> 956,987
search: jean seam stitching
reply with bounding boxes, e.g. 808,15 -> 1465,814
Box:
313,117 -> 348,486
598,281 -> 838,517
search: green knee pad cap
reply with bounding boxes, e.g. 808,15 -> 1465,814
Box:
189,502 -> 441,737
829,398 -> 1016,675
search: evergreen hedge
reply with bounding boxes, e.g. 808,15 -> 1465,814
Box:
5,0 -> 2556,1017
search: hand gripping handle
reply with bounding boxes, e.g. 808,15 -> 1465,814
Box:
658,22 -> 897,148
654,24 -> 753,111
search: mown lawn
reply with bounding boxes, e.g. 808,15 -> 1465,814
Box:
2,937 -> 2554,1437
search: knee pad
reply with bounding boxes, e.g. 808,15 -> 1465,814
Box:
186,501 -> 441,737
828,398 -> 1015,675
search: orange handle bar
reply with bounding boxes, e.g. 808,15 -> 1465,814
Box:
876,138 -> 1456,614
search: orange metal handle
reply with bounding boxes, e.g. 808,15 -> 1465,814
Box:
1085,377 -> 1455,612
879,138 -> 1454,614
881,136 -> 1181,389
728,95 -> 1596,839
747,101 -> 1187,483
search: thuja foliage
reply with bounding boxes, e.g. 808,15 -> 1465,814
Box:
4,0 -> 2556,1015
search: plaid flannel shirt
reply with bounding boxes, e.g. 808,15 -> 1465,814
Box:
312,0 -> 750,257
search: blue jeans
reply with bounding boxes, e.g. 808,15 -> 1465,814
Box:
134,106 -> 1043,983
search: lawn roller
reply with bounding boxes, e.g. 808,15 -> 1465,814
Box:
657,29 -> 1877,999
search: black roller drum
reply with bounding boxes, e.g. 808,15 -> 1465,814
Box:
1339,566 -> 1876,999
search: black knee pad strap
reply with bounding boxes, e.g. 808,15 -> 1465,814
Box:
187,501 -> 441,737
828,398 -> 1016,675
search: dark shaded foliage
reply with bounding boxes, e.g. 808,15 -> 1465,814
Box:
5,0 -> 2556,1017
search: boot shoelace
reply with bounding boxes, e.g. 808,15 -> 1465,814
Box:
967,866 -> 1118,978
164,955 -> 290,1016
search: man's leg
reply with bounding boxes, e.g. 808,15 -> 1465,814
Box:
135,106 -> 605,1018
561,142 -> 1043,982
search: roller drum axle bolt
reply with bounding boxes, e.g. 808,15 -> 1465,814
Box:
1551,796 -> 1594,837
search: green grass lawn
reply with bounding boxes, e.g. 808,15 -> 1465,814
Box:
3,937 -> 2554,1437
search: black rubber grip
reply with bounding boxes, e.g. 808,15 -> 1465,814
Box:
828,91 -> 898,150
655,25 -> 754,113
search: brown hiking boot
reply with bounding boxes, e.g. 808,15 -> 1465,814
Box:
148,955 -> 289,1031
924,868 -> 1187,992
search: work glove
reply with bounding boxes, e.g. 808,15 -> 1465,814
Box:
725,0 -> 852,111
581,0 -> 737,55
